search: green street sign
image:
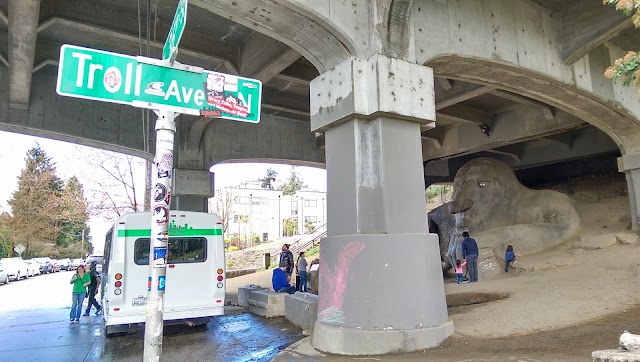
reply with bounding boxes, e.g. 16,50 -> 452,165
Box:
163,0 -> 188,63
56,44 -> 262,123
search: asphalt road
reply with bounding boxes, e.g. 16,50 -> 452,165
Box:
0,271 -> 303,362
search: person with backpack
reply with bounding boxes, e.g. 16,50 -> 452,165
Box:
83,263 -> 102,316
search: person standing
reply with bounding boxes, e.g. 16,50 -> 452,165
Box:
69,265 -> 91,322
462,231 -> 479,283
83,263 -> 102,316
297,252 -> 309,292
280,243 -> 294,281
454,259 -> 467,284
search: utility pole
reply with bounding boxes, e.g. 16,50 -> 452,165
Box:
144,109 -> 175,362
278,195 -> 281,237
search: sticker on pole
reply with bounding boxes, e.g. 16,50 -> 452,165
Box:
158,276 -> 166,291
153,246 -> 168,268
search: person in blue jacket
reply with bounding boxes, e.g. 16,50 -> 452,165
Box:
461,231 -> 479,283
273,261 -> 296,294
504,245 -> 518,273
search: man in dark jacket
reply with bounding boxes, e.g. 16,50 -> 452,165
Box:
279,244 -> 294,280
461,231 -> 479,283
272,261 -> 296,294
83,263 -> 102,316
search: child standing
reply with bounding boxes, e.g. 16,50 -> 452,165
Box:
505,245 -> 516,273
454,259 -> 467,284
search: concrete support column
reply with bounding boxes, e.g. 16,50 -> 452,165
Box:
310,55 -> 453,355
618,154 -> 640,230
8,0 -> 40,109
169,169 -> 214,212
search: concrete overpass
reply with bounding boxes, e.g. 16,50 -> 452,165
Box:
2,0 -> 640,355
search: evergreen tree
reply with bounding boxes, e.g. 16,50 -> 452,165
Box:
278,167 -> 306,196
259,168 -> 278,189
56,176 -> 89,248
7,145 -> 90,257
8,145 -> 64,253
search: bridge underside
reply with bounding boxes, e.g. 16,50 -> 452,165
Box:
3,0 -> 640,356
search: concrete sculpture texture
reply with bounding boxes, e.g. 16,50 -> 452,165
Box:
428,158 -> 580,271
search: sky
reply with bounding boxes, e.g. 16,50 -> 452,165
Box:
0,130 -> 326,254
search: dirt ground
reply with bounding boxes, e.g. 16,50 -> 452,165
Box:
226,191 -> 640,358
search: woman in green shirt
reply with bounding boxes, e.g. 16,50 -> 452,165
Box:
70,265 -> 91,322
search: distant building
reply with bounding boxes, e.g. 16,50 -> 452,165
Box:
209,181 -> 326,245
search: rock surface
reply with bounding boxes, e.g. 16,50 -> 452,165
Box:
616,233 -> 640,245
581,235 -> 618,250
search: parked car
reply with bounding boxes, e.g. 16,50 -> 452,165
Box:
0,258 -> 29,281
33,257 -> 53,274
70,259 -> 83,269
0,263 -> 9,284
24,260 -> 40,276
51,260 -> 61,273
58,258 -> 72,271
84,255 -> 104,272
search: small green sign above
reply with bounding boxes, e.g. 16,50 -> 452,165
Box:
56,44 -> 262,123
163,0 -> 188,63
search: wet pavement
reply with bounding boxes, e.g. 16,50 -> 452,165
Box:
0,271 -> 303,362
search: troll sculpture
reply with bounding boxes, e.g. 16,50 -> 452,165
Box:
428,158 -> 580,272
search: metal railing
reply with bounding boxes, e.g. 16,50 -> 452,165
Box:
290,223 -> 326,254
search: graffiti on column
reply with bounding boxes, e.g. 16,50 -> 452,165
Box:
317,241 -> 365,325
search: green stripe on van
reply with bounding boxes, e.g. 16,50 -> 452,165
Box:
118,229 -> 222,237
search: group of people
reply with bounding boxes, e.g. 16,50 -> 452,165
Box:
272,243 -> 309,294
452,232 -> 519,284
69,263 -> 102,322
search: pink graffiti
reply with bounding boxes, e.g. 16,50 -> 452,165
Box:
318,241 -> 365,314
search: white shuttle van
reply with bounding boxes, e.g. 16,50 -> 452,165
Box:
101,211 -> 226,335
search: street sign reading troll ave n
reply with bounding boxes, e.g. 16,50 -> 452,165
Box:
56,44 -> 262,123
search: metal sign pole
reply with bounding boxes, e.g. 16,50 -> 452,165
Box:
143,108 -> 176,362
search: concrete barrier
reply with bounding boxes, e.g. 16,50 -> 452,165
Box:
238,285 -> 267,307
247,290 -> 287,318
285,292 -> 318,331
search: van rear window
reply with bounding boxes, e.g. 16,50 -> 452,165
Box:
134,238 -> 207,265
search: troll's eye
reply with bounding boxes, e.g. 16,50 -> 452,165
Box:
478,181 -> 488,187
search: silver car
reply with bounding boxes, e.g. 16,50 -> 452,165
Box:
0,258 -> 29,281
0,263 -> 9,284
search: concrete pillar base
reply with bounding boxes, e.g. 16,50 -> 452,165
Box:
312,233 -> 451,355
312,319 -> 454,355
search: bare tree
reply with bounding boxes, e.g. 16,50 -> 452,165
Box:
80,149 -> 147,220
210,186 -> 234,237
